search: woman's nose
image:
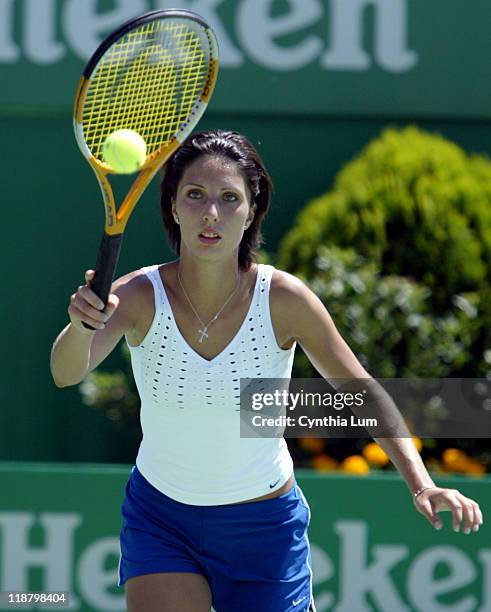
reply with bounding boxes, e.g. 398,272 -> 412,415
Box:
202,199 -> 219,222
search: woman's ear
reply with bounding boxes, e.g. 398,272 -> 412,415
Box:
245,204 -> 257,229
171,197 -> 179,224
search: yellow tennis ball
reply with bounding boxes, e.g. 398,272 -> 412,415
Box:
102,129 -> 147,174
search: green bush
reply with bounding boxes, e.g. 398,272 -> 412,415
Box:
278,126 -> 491,376
290,245 -> 479,379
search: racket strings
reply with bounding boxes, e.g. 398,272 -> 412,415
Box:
83,19 -> 211,161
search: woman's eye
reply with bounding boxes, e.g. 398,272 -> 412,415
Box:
187,190 -> 202,199
223,192 -> 238,202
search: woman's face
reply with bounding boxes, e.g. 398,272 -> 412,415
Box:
172,155 -> 255,263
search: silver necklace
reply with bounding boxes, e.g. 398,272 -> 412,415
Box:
177,270 -> 241,343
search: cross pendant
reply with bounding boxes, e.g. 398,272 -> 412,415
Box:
198,327 -> 209,343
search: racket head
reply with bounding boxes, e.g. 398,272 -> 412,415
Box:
73,9 -> 219,232
74,9 -> 218,169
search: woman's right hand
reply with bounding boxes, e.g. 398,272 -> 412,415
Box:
68,270 -> 120,332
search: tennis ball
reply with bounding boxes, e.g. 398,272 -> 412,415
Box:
102,129 -> 147,174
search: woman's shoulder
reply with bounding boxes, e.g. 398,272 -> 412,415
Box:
268,267 -> 312,321
112,264 -> 176,345
112,262 -> 176,333
112,267 -> 151,298
113,261 -> 176,295
270,267 -> 308,300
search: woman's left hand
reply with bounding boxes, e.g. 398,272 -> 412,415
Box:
413,486 -> 483,533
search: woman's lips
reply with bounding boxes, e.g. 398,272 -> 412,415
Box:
198,232 -> 222,245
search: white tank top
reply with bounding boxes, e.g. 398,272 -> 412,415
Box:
127,263 -> 296,505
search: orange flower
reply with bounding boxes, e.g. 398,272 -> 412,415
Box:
341,455 -> 370,475
442,448 -> 468,472
362,442 -> 389,467
311,453 -> 338,472
412,437 -> 423,452
299,437 -> 325,453
462,459 -> 486,477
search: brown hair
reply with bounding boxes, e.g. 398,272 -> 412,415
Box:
160,129 -> 272,270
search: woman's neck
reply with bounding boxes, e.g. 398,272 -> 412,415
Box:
175,255 -> 244,316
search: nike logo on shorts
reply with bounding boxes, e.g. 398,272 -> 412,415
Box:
292,595 -> 307,606
269,478 -> 281,488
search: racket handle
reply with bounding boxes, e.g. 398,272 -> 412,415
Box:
82,232 -> 123,330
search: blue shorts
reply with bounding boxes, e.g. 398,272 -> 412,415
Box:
119,466 -> 316,612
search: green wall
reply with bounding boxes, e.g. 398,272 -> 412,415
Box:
0,465 -> 489,611
4,0 -> 491,120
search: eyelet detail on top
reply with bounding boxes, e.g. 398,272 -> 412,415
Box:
126,264 -> 295,414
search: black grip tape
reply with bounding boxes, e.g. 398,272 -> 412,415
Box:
82,232 -> 123,330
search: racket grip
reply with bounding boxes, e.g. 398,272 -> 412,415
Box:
82,232 -> 123,330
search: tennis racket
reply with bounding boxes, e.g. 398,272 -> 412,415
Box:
73,9 -> 219,329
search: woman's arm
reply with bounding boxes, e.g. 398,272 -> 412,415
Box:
50,269 -> 140,387
271,270 -> 483,533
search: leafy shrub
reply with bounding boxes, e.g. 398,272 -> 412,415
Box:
292,245 -> 479,379
278,126 -> 491,376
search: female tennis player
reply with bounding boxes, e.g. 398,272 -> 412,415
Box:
51,130 -> 483,612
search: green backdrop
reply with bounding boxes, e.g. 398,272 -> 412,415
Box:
1,0 -> 491,462
0,465 -> 489,612
1,114 -> 491,462
4,0 -> 491,119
